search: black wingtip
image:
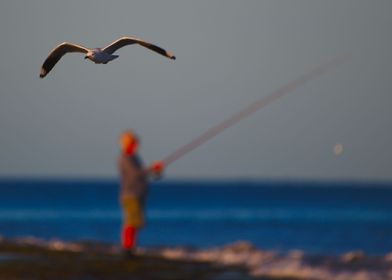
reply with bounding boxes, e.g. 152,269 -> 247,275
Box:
40,68 -> 47,78
166,51 -> 176,60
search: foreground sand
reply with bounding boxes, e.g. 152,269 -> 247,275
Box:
0,237 -> 391,280
0,238 -> 259,280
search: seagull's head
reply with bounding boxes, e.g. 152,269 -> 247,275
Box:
85,49 -> 99,60
84,51 -> 93,60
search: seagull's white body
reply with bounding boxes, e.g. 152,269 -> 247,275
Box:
86,48 -> 119,64
40,36 -> 176,78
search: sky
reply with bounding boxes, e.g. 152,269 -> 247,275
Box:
0,1 -> 391,180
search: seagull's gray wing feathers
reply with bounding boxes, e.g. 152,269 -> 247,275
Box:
102,36 -> 176,60
40,42 -> 89,78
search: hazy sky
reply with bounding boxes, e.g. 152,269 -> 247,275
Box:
0,1 -> 391,180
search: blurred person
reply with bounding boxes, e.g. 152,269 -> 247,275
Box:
118,130 -> 163,255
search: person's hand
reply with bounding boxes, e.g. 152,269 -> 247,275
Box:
149,161 -> 164,179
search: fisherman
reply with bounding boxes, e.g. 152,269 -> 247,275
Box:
118,130 -> 163,254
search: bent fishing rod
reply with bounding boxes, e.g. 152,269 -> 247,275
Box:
150,56 -> 350,173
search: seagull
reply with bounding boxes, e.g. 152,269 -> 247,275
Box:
40,36 -> 176,78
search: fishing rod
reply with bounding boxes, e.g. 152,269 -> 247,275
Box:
150,56 -> 350,173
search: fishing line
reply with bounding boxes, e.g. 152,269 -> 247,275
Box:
158,56 -> 349,169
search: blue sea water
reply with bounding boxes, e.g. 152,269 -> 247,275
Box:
0,179 -> 391,255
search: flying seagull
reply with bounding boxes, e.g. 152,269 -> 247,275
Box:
40,36 -> 176,78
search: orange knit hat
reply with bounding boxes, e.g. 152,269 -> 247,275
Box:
119,130 -> 139,156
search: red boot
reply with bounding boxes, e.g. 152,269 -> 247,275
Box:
122,226 -> 137,251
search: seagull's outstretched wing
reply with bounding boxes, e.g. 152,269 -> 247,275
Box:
102,36 -> 176,60
40,42 -> 90,78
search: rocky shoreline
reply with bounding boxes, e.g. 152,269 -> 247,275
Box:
0,237 -> 391,280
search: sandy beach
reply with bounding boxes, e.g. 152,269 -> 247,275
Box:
1,237 -> 391,280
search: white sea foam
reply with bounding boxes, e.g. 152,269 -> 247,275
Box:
146,241 -> 392,280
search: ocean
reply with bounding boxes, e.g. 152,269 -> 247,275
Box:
0,179 -> 391,255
